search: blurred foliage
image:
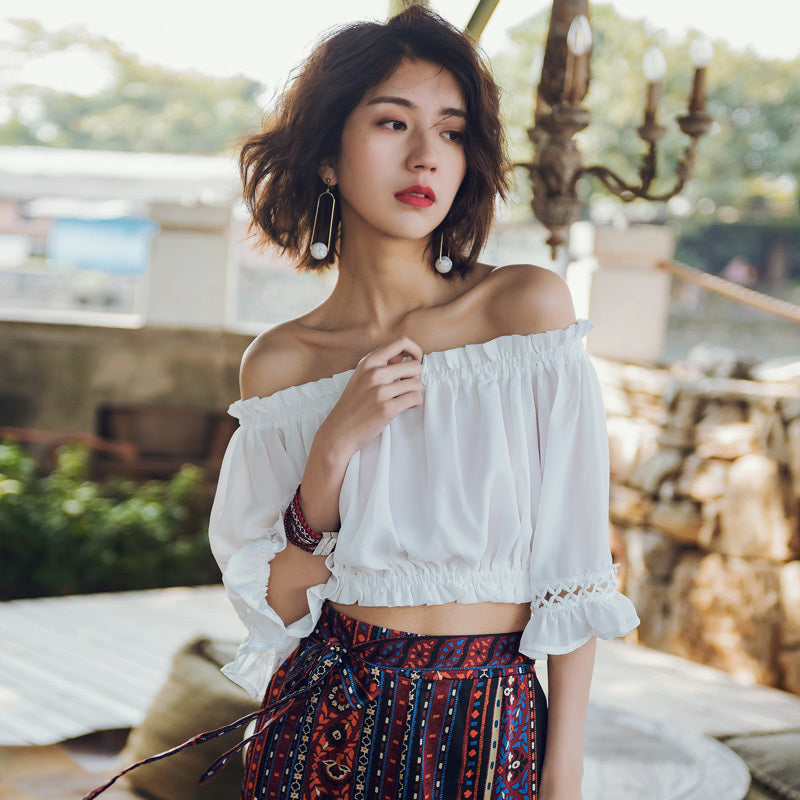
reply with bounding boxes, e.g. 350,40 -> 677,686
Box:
0,20 -> 262,154
675,217 -> 800,279
491,3 -> 800,259
0,440 -> 220,600
2,8 -> 799,276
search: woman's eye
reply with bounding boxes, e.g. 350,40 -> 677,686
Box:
443,130 -> 464,142
379,120 -> 406,131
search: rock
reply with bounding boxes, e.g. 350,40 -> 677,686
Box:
685,343 -> 757,379
608,522 -> 626,570
658,480 -> 676,501
787,418 -> 800,502
623,527 -> 684,581
591,355 -> 625,387
749,356 -> 800,383
779,561 -> 800,647
629,397 -> 668,425
629,448 -> 684,495
683,376 -> 800,404
657,425 -> 695,449
780,397 -> 800,423
676,455 -> 729,502
630,582 -> 672,648
600,384 -> 631,417
697,499 -> 722,550
693,402 -> 768,459
668,362 -> 706,385
766,412 -> 789,465
609,485 -> 653,527
779,650 -> 800,695
716,454 -> 796,561
698,401 -> 746,428
622,527 -> 682,648
648,499 -> 703,544
668,392 -> 703,433
695,422 -> 763,459
619,363 -> 674,398
606,417 -> 660,486
667,552 -> 781,687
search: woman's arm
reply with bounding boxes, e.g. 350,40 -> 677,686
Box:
265,442 -> 349,626
539,637 -> 596,800
240,330 -> 424,627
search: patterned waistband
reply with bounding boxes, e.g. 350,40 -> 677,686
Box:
311,601 -> 529,674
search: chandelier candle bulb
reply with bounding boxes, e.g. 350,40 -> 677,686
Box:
688,36 -> 714,115
644,81 -> 661,125
688,66 -> 707,114
643,46 -> 666,125
565,14 -> 592,105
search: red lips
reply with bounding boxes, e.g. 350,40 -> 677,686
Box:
394,184 -> 435,207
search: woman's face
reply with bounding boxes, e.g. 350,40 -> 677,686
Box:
328,58 -> 467,247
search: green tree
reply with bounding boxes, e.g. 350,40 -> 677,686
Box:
0,20 -> 263,154
491,4 -> 800,223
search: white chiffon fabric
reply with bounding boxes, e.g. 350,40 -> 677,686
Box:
209,320 -> 640,699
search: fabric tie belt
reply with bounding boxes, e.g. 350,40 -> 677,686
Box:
80,634 -> 402,800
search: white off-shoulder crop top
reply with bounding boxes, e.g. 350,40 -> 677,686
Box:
209,320 -> 640,699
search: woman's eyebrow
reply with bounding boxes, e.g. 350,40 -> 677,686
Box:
366,96 -> 467,119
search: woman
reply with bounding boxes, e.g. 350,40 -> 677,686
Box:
85,7 -> 638,800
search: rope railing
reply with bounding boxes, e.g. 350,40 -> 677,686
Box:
658,260 -> 800,324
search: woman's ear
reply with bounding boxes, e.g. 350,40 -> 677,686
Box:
317,163 -> 337,187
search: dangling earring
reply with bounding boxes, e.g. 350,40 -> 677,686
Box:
310,180 -> 335,260
434,233 -> 453,274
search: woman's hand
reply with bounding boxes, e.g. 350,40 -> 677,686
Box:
298,336 -> 424,533
316,336 -> 425,462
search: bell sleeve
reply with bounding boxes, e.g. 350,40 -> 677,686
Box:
208,406 -> 324,700
520,336 -> 640,660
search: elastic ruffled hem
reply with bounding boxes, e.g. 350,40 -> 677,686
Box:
228,320 -> 593,428
421,319 -> 591,382
220,533 -> 329,700
222,644 -> 287,701
328,564 -> 531,607
519,590 -> 640,660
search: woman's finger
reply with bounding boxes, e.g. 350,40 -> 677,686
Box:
359,336 -> 423,369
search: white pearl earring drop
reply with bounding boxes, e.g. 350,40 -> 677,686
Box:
434,235 -> 452,274
310,242 -> 328,260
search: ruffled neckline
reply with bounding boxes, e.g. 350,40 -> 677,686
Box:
230,319 -> 593,424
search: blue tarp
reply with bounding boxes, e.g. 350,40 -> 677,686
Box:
47,217 -> 159,274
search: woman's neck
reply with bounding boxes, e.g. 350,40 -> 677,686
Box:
319,234 -> 459,335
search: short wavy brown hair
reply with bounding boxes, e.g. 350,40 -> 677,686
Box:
239,6 -> 510,278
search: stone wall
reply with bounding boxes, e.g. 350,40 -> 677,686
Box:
0,320 -> 250,434
598,357 -> 800,694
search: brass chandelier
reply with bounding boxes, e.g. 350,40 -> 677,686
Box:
517,0 -> 714,257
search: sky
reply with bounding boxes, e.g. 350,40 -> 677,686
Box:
1,0 -> 797,97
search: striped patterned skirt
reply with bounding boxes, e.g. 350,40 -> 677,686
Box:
242,601 -> 548,800
81,601 -> 547,800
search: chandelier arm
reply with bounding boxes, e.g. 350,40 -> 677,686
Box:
576,137 -> 700,204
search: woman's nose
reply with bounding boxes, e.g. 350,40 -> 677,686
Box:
406,130 -> 438,172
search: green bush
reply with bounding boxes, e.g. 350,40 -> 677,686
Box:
0,440 -> 220,600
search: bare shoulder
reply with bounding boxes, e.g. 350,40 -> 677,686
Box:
239,321 -> 314,400
484,263 -> 577,335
